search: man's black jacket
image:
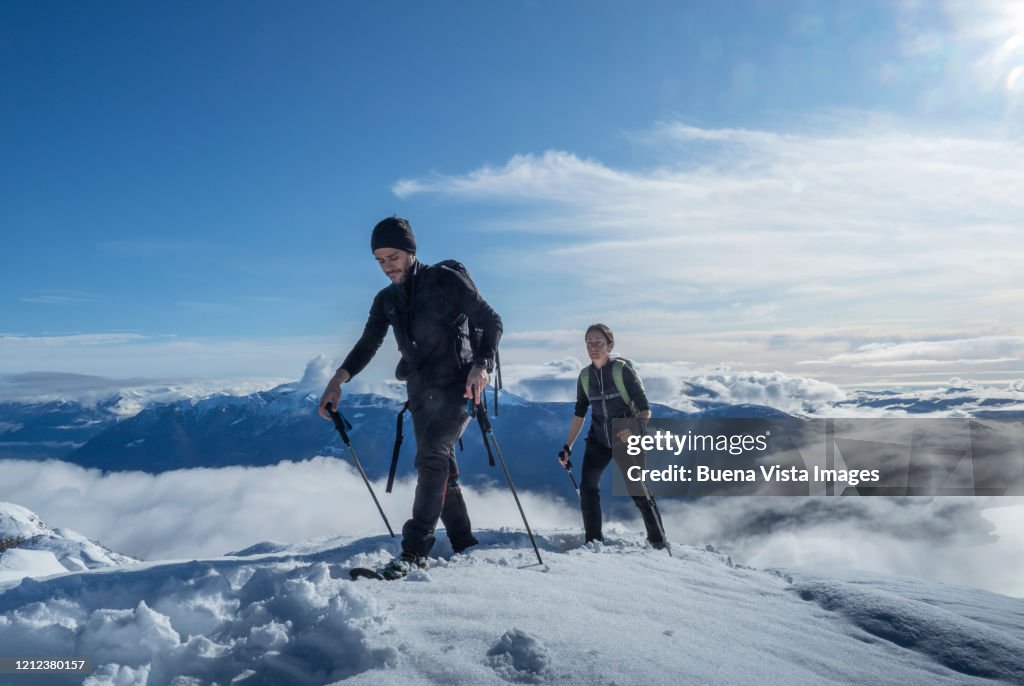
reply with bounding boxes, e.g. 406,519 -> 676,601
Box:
341,260 -> 503,389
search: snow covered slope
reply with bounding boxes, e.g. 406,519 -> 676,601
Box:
0,502 -> 136,584
1,528 -> 1021,685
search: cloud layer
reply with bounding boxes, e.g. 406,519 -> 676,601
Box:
0,458 -> 1019,597
502,359 -> 847,415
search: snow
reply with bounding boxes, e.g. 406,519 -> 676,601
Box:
792,578 -> 1024,682
1,523 -> 1022,685
0,502 -> 136,584
0,548 -> 68,582
0,501 -> 50,539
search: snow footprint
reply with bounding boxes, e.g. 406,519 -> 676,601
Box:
487,628 -> 551,683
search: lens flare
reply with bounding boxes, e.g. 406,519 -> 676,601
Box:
1007,65 -> 1024,92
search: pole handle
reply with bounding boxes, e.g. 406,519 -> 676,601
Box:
326,402 -> 352,444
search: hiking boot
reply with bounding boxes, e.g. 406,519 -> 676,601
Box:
451,536 -> 479,554
648,539 -> 666,551
379,553 -> 429,580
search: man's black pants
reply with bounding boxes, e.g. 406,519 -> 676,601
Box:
402,383 -> 477,558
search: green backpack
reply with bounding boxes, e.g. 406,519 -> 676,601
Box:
578,357 -> 644,409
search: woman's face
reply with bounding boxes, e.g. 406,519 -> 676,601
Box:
585,332 -> 612,366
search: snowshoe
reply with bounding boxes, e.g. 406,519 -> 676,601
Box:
348,567 -> 385,581
349,554 -> 429,581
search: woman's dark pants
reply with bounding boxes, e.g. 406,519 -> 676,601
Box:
579,438 -> 664,544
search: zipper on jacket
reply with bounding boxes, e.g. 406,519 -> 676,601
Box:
597,366 -> 612,447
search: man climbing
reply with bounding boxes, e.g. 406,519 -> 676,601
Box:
318,216 -> 502,579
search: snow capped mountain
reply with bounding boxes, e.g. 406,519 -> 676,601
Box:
58,388 -> 695,501
63,386 -> 407,474
0,371 -> 287,461
0,526 -> 1021,685
3,359 -> 1023,488
0,370 -> 287,410
0,502 -> 136,585
0,397 -> 123,460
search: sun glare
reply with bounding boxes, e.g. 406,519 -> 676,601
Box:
1008,65 -> 1024,92
990,1 -> 1024,92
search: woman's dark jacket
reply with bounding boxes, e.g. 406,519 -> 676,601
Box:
575,361 -> 650,449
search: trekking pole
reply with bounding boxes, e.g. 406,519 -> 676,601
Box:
326,403 -> 395,538
622,413 -> 671,556
469,399 -> 544,566
564,460 -> 581,499
639,480 -> 671,557
629,420 -> 672,557
559,447 -> 581,500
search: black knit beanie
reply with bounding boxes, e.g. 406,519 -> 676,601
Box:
371,217 -> 416,254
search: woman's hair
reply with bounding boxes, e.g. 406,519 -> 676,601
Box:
585,323 -> 614,348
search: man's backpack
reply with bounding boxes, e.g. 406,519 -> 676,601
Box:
433,259 -> 502,407
578,357 -> 644,411
435,260 -> 486,365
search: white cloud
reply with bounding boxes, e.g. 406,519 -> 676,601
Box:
393,151 -> 628,204
19,290 -> 100,305
0,333 -> 361,380
394,119 -> 1024,385
672,369 -> 846,413
8,120 -> 1023,388
501,357 -> 1024,417
497,325 -> 1024,389
0,333 -> 147,346
808,336 -> 1024,367
503,361 -> 846,414
670,496 -> 1024,598
0,458 -> 580,562
0,459 -> 1019,597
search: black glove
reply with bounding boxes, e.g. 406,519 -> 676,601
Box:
558,443 -> 572,468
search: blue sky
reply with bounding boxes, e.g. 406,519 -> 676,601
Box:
2,1 -> 1023,387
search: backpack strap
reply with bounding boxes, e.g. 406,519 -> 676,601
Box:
386,401 -> 410,494
493,348 -> 502,415
611,358 -> 632,407
579,359 -> 635,407
438,259 -> 503,417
